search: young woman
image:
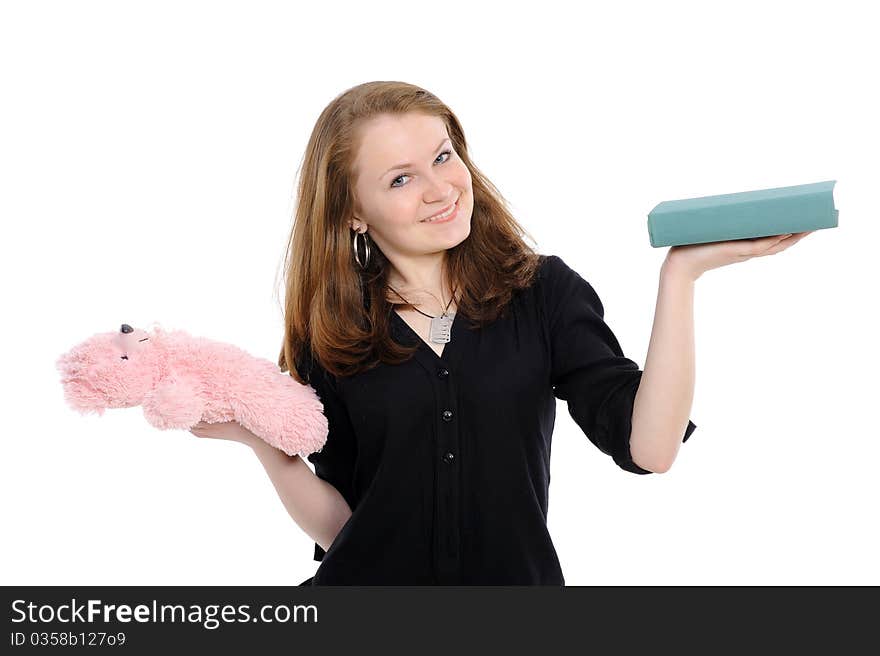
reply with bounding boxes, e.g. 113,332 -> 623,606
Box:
190,81 -> 812,585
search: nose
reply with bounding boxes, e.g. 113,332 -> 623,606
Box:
424,170 -> 456,200
121,324 -> 133,333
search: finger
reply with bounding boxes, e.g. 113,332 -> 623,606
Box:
765,234 -> 807,255
751,237 -> 789,256
780,230 -> 814,241
753,230 -> 814,257
759,234 -> 790,247
779,232 -> 811,247
750,234 -> 788,254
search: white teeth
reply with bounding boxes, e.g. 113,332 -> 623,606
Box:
422,201 -> 457,223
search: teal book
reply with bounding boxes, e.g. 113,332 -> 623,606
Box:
647,180 -> 839,247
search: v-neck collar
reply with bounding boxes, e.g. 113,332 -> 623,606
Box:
391,308 -> 465,370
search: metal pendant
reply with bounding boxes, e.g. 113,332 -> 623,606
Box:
429,313 -> 454,344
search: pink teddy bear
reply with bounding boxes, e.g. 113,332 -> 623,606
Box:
55,323 -> 328,458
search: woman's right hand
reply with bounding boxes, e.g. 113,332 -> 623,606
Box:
189,420 -> 259,447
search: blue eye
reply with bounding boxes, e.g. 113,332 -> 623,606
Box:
390,149 -> 453,188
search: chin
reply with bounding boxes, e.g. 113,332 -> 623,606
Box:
447,223 -> 471,248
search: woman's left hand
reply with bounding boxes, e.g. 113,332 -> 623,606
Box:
663,231 -> 816,282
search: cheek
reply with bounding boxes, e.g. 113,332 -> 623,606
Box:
368,192 -> 413,226
453,161 -> 471,187
372,198 -> 422,234
455,168 -> 473,209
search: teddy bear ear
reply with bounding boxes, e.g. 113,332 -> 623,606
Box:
55,350 -> 81,378
146,320 -> 164,336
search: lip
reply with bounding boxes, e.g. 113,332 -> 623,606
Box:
421,198 -> 460,224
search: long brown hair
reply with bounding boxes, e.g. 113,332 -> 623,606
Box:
277,81 -> 543,382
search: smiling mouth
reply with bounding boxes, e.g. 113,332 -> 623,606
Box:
421,197 -> 460,223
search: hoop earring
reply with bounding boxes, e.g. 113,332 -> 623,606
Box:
353,229 -> 371,269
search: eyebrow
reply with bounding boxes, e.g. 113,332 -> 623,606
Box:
380,138 -> 451,180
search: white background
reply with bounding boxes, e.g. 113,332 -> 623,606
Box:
2,0 -> 877,586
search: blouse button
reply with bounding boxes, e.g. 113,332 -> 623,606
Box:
442,409 -> 453,421
437,368 -> 449,378
443,451 -> 455,463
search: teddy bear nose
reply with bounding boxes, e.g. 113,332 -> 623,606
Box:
120,324 -> 133,334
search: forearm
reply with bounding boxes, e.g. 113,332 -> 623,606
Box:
244,434 -> 352,552
629,260 -> 696,472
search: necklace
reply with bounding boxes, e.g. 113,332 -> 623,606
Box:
388,284 -> 457,344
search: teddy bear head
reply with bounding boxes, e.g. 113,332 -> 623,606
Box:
56,323 -> 166,416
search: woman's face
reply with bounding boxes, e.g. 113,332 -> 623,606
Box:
350,112 -> 473,261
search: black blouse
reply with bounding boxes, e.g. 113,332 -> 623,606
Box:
295,254 -> 696,585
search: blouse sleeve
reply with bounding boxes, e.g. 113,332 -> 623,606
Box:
294,349 -> 359,561
541,255 -> 697,474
